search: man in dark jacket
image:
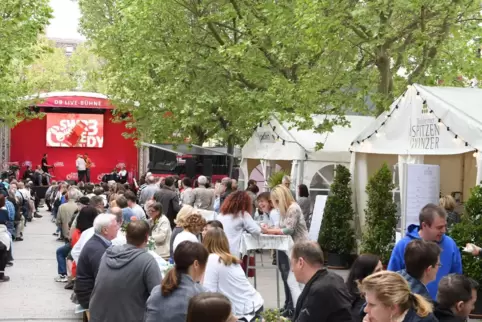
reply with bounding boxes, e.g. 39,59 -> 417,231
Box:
74,213 -> 119,310
290,241 -> 352,322
398,239 -> 441,302
88,220 -> 162,322
153,176 -> 180,228
435,274 -> 478,322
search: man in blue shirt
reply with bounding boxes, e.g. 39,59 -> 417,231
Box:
388,203 -> 462,300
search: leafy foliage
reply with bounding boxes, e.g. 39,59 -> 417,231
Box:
0,0 -> 52,124
267,170 -> 289,189
318,165 -> 355,254
78,0 -> 482,149
451,185 -> 482,286
361,163 -> 398,265
23,39 -> 106,95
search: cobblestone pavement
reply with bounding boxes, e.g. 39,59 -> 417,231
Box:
0,207 -> 80,322
0,206 -> 479,321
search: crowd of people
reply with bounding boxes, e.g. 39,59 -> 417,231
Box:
0,171 -> 480,322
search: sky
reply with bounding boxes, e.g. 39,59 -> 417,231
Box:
46,0 -> 85,40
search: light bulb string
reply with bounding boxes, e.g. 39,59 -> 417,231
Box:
256,121 -> 309,159
349,89 -> 479,156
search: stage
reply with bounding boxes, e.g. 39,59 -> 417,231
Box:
9,92 -> 139,183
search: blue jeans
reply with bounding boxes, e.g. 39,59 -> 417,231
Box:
56,243 -> 71,275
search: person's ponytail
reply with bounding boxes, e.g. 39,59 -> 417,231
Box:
161,268 -> 181,296
161,241 -> 209,297
411,293 -> 432,317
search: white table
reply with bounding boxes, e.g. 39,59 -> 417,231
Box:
239,233 -> 294,308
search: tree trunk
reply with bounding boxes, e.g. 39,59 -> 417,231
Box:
376,53 -> 394,116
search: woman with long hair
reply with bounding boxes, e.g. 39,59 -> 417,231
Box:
360,271 -> 437,322
144,241 -> 209,322
172,211 -> 206,253
203,228 -> 264,321
217,191 -> 261,256
261,184 -> 309,317
346,254 -> 383,321
187,293 -> 237,322
148,202 -> 172,260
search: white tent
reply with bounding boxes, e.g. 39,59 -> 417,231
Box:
351,84 -> 482,227
240,114 -> 374,204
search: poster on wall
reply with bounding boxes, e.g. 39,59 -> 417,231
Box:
402,164 -> 440,234
46,113 -> 104,148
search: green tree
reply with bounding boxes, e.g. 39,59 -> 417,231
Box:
77,0 -> 481,152
361,163 -> 398,265
318,164 -> 356,257
451,185 -> 482,286
23,38 -> 76,94
69,43 -> 107,93
0,0 -> 53,124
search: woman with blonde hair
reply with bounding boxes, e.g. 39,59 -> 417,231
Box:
360,271 -> 437,322
203,228 -> 264,321
439,195 -> 459,229
261,184 -> 308,317
172,209 -> 206,253
170,205 -> 196,258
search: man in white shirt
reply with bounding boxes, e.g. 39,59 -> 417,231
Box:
71,207 -> 126,263
76,154 -> 86,183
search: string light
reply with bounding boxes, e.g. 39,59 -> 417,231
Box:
257,121 -> 309,159
350,89 -> 478,157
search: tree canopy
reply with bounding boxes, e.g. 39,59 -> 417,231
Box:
78,0 -> 482,146
0,0 -> 52,124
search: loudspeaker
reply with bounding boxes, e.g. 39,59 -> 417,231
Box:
185,158 -> 196,178
203,159 -> 213,177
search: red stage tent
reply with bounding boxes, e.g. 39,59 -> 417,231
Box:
10,92 -> 138,182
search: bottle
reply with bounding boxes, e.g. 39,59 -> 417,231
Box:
64,121 -> 87,147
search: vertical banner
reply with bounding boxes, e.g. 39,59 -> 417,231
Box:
46,113 -> 104,148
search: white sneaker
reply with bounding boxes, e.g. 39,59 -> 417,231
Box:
55,275 -> 68,283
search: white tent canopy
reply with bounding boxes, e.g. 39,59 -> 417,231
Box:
240,114 -> 374,197
351,84 -> 482,155
350,84 -> 482,229
243,114 -> 375,163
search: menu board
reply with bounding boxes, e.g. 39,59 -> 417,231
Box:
402,164 -> 440,233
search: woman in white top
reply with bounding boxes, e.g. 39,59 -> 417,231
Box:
172,212 -> 206,253
203,228 -> 264,321
148,202 -> 172,260
217,191 -> 261,256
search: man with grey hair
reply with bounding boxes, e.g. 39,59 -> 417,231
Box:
191,175 -> 215,220
75,214 -> 118,312
282,175 -> 296,198
56,188 -> 83,240
139,175 -> 160,206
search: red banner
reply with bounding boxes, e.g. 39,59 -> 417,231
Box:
46,113 -> 104,148
36,96 -> 114,109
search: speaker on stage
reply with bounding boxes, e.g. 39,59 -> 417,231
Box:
185,158 -> 196,179
203,159 -> 213,177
